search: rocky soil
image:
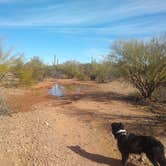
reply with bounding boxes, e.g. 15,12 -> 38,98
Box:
0,79 -> 165,166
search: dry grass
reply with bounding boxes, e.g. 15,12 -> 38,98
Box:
0,88 -> 11,115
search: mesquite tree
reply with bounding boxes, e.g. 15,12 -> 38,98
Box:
0,45 -> 13,81
0,42 -> 22,82
110,35 -> 166,99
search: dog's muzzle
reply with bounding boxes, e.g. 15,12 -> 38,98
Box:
116,129 -> 127,135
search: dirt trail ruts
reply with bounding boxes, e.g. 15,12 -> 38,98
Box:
0,79 -> 165,166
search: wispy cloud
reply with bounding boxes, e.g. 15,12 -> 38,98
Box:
0,0 -> 166,38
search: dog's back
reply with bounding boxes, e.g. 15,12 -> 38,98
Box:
118,133 -> 166,165
111,122 -> 166,166
126,134 -> 164,152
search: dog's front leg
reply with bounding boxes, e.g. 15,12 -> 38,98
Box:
146,154 -> 158,166
121,153 -> 129,166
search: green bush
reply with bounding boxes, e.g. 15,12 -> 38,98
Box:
76,72 -> 89,81
153,85 -> 166,102
109,35 -> 166,99
10,56 -> 48,86
96,61 -> 112,83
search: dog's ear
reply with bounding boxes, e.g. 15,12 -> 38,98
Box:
111,122 -> 116,129
119,123 -> 124,129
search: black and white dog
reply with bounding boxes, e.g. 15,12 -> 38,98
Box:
111,122 -> 166,166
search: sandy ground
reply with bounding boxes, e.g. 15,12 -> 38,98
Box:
0,79 -> 165,166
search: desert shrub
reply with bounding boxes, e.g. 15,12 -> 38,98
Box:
0,44 -> 18,82
82,65 -> 92,79
109,35 -> 166,99
19,68 -> 35,86
58,61 -> 85,79
10,56 -> 48,86
57,60 -> 112,82
82,63 -> 97,80
43,65 -> 57,78
153,85 -> 166,102
0,43 -> 24,88
25,56 -> 46,81
81,61 -> 112,82
75,72 -> 89,81
0,92 -> 11,115
96,61 -> 112,83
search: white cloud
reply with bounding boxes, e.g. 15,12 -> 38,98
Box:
0,0 -> 166,38
1,0 -> 166,26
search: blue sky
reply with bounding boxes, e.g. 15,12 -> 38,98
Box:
0,0 -> 166,64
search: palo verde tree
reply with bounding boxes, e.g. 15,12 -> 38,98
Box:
0,42 -> 20,81
109,35 -> 166,99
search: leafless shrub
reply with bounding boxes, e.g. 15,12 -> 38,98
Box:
0,89 -> 11,115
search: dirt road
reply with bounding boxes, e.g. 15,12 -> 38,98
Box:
0,79 -> 165,166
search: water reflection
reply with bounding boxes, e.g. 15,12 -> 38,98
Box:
48,84 -> 64,97
48,83 -> 85,97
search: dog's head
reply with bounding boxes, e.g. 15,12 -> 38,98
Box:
111,122 -> 125,138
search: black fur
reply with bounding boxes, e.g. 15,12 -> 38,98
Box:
111,122 -> 166,166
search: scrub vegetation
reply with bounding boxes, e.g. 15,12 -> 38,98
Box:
0,34 -> 165,166
0,34 -> 166,101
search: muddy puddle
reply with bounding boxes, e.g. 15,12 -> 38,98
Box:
48,83 -> 85,97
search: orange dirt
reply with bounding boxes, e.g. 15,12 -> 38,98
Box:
0,79 -> 165,166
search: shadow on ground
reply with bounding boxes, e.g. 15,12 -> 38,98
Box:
49,89 -> 166,139
49,90 -> 166,113
67,145 -> 137,166
60,105 -> 166,139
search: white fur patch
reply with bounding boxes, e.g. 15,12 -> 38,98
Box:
116,129 -> 127,135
